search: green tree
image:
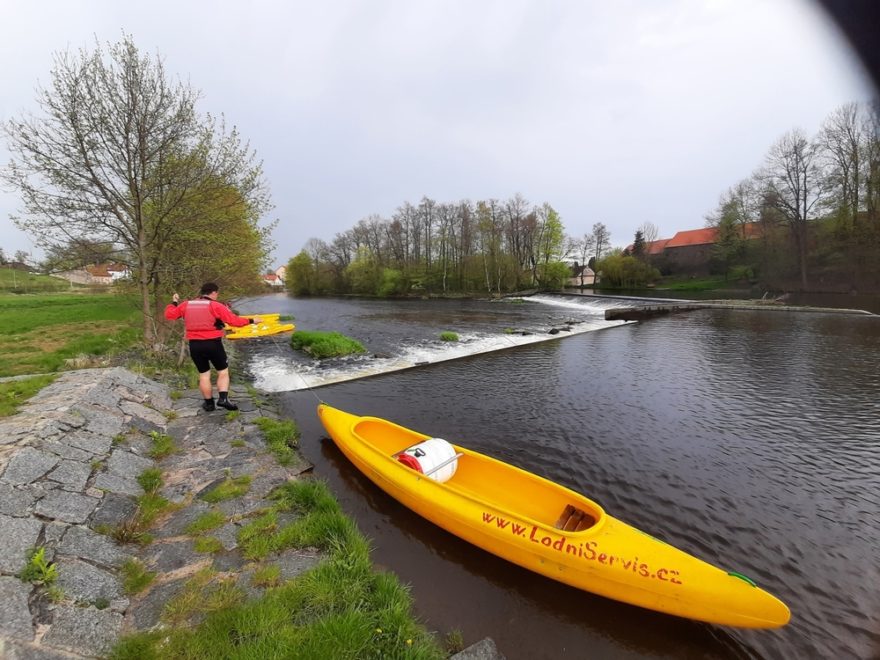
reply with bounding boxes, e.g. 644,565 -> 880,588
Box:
596,253 -> 659,288
287,250 -> 315,296
710,201 -> 746,277
2,35 -> 271,347
345,247 -> 381,295
537,260 -> 571,289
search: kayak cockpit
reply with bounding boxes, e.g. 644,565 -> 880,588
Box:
554,504 -> 596,531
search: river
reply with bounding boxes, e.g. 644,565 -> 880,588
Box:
235,293 -> 880,659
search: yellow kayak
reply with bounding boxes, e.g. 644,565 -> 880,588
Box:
317,404 -> 791,628
225,313 -> 295,340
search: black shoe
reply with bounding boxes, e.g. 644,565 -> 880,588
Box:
202,400 -> 216,412
217,399 -> 238,411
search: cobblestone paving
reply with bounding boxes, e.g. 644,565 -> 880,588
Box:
0,368 -> 314,659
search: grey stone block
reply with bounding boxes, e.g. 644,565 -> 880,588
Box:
65,430 -> 113,456
0,483 -> 37,517
0,639 -> 74,660
78,407 -> 125,439
54,557 -> 122,603
39,439 -> 94,462
105,449 -> 154,479
128,416 -> 163,435
450,638 -> 506,660
81,385 -> 122,409
93,472 -> 142,497
58,525 -> 130,569
0,448 -> 59,485
41,605 -> 122,656
212,521 -> 240,551
129,579 -> 185,630
0,576 -> 34,640
145,540 -> 199,572
89,492 -> 137,529
120,400 -> 168,427
276,549 -> 322,581
34,490 -> 99,524
43,521 -> 69,545
152,500 -> 211,539
0,515 -> 43,573
45,460 -> 91,492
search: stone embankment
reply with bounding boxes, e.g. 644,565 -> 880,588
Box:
0,367 -> 503,660
0,367 -> 314,658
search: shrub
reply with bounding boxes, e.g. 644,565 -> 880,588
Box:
439,331 -> 458,342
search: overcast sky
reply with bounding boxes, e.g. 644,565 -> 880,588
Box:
0,0 -> 874,267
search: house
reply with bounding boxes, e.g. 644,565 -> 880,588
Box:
567,262 -> 595,287
275,265 -> 286,283
262,273 -> 284,287
627,223 -> 763,275
55,262 -> 129,285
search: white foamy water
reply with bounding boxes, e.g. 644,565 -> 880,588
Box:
250,302 -> 628,392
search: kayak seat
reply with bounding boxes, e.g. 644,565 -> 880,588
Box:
554,504 -> 595,532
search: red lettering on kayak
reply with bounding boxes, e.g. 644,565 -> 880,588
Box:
510,522 -> 527,537
478,511 -> 682,585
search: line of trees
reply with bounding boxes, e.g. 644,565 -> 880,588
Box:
2,35 -> 274,347
287,196 -> 614,296
705,101 -> 880,291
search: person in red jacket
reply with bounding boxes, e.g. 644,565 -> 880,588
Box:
164,282 -> 261,412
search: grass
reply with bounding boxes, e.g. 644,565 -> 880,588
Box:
185,509 -> 227,536
0,291 -> 141,377
200,474 -> 252,503
439,331 -> 458,342
137,468 -> 163,494
654,276 -> 732,291
252,563 -> 282,588
147,431 -> 177,459
290,330 -> 366,359
0,374 -> 57,417
99,468 -> 173,544
193,536 -> 224,554
254,416 -> 300,465
121,559 -> 155,595
110,478 -> 445,660
0,267 -> 73,293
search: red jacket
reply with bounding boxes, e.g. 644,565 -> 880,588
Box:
164,298 -> 253,340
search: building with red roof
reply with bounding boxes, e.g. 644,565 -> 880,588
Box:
627,223 -> 763,275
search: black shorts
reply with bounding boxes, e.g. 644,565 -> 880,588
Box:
188,338 -> 228,373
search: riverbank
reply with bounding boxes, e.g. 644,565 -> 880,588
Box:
0,367 -> 498,658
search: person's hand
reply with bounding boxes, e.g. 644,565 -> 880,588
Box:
252,316 -> 263,324
172,293 -> 179,303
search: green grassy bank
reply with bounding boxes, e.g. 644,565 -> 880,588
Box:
0,291 -> 140,377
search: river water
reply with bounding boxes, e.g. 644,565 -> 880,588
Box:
236,293 -> 880,659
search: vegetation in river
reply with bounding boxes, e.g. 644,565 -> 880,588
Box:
439,331 -> 458,342
290,330 -> 366,359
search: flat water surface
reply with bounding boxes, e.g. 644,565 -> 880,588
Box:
236,294 -> 880,659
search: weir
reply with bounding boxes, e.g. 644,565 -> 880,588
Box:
248,295 -> 629,393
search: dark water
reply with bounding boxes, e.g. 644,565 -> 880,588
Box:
237,294 -> 880,659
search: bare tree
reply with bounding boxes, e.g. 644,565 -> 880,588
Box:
819,102 -> 866,227
576,233 -> 596,287
591,222 -> 611,264
762,129 -> 823,289
2,35 -> 271,346
638,222 -> 659,247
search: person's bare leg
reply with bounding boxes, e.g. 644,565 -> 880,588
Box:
199,372 -> 213,399
217,369 -> 230,393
